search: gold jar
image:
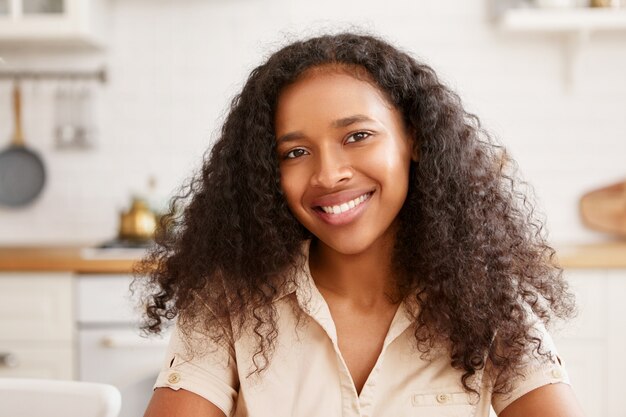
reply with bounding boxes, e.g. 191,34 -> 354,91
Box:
590,0 -> 620,7
118,197 -> 157,241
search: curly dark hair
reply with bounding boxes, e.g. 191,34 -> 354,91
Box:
134,31 -> 575,395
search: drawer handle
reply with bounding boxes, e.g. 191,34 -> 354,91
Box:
0,353 -> 19,368
100,335 -> 168,349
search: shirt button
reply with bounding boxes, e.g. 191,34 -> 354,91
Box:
436,393 -> 451,404
551,369 -> 563,379
168,372 -> 181,384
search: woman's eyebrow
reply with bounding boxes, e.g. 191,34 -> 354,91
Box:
276,114 -> 377,144
332,114 -> 376,128
276,132 -> 305,145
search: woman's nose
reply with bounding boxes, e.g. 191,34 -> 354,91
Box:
310,151 -> 353,188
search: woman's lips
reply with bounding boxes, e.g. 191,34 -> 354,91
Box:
318,192 -> 372,214
313,191 -> 373,226
310,189 -> 375,208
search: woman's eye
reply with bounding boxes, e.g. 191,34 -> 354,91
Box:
284,148 -> 308,159
346,131 -> 371,143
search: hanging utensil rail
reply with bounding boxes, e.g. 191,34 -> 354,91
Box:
0,68 -> 107,83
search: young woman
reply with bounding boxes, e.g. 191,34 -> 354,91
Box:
138,32 -> 584,417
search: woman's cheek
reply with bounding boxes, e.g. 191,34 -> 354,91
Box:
279,167 -> 305,212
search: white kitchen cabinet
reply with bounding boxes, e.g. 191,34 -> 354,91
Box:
554,269 -> 626,417
0,272 -> 74,379
0,0 -> 110,48
0,341 -> 73,379
605,270 -> 626,417
76,274 -> 170,417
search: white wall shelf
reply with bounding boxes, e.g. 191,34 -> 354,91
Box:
499,8 -> 626,32
0,0 -> 110,50
497,8 -> 626,89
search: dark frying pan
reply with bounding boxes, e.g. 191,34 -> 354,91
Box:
0,83 -> 46,207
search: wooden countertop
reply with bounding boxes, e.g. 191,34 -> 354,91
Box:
0,241 -> 626,273
554,241 -> 626,269
0,246 -> 145,274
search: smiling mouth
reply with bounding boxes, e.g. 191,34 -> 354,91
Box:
316,192 -> 373,215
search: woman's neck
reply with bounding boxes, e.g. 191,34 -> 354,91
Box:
308,237 -> 398,309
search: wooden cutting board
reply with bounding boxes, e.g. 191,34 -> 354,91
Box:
580,180 -> 626,237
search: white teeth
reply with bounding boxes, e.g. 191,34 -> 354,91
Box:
320,193 -> 370,215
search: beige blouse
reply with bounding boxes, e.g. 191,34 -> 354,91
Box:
154,243 -> 569,417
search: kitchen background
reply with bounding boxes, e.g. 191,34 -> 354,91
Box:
0,0 -> 625,245
1,1 -> 625,417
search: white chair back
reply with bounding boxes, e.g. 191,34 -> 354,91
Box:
0,378 -> 121,417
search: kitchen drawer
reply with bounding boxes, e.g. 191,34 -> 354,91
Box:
78,327 -> 168,382
0,273 -> 73,342
0,341 -> 74,379
76,274 -> 140,324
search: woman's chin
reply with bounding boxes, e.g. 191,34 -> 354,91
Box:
312,234 -> 386,258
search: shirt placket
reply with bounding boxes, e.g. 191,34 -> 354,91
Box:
357,304 -> 412,417
294,249 -> 413,417
297,280 -> 414,416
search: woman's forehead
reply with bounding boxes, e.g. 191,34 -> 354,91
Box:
285,63 -> 382,97
274,69 -> 407,143
275,65 -> 396,120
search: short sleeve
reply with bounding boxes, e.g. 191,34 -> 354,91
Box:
153,323 -> 239,416
491,319 -> 570,415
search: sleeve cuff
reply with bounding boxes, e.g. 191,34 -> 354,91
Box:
492,363 -> 570,415
153,367 -> 236,416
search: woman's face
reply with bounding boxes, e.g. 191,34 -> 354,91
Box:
275,67 -> 415,256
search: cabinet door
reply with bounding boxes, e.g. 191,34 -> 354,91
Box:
0,273 -> 73,342
76,274 -> 140,324
0,0 -> 108,48
0,273 -> 75,379
606,270 -> 626,417
0,0 -> 9,15
22,0 -> 65,14
0,341 -> 73,379
555,269 -> 608,417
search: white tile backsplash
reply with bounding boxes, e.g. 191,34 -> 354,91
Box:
0,0 -> 624,245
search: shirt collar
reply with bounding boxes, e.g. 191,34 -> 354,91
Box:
273,239 -> 414,346
271,239 -> 313,304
